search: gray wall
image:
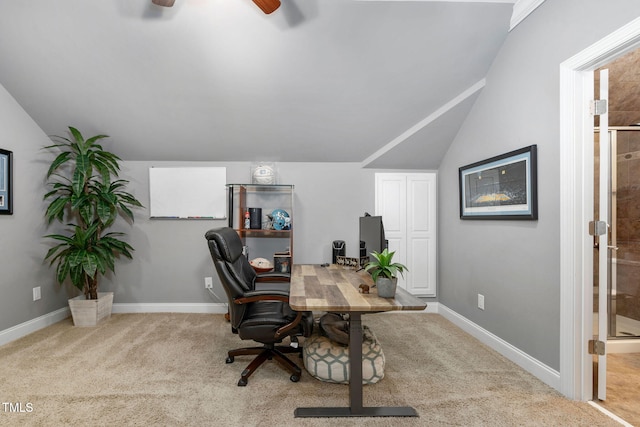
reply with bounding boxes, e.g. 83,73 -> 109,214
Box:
100,161 -> 385,305
0,85 -> 71,331
438,0 -> 640,371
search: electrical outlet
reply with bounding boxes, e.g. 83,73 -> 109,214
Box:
204,277 -> 213,289
478,294 -> 485,310
33,287 -> 41,301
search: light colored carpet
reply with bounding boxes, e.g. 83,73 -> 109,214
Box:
0,313 -> 622,426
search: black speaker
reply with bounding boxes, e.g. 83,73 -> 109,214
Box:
249,208 -> 262,229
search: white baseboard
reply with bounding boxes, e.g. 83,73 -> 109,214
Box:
112,302 -> 228,314
0,303 -> 228,346
438,304 -> 561,392
0,307 -> 70,347
371,302 -> 560,392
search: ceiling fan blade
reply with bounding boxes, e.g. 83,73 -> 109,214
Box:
252,0 -> 281,14
152,0 -> 176,7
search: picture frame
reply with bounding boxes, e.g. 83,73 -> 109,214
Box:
0,148 -> 13,215
274,251 -> 291,274
459,145 -> 537,220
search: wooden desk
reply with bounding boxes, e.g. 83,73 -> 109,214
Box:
289,264 -> 427,418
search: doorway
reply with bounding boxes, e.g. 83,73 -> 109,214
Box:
558,16 -> 640,405
592,50 -> 640,423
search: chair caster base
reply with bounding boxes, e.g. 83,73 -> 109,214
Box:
226,345 -> 304,385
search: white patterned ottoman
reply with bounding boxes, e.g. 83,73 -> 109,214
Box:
302,325 -> 385,384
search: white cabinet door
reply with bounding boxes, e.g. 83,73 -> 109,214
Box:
375,174 -> 406,269
375,173 -> 437,297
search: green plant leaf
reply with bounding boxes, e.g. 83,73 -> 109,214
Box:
45,197 -> 70,223
85,134 -> 110,146
99,206 -> 113,226
83,253 -> 98,277
56,261 -> 70,285
46,152 -> 71,177
68,126 -> 84,145
67,250 -> 85,268
44,233 -> 74,244
69,266 -> 84,291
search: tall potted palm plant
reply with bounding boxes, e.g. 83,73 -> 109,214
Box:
43,126 -> 142,326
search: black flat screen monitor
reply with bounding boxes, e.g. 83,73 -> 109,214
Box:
359,215 -> 387,263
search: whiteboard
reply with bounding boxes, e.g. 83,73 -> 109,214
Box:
149,167 -> 227,219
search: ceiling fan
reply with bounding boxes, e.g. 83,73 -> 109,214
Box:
151,0 -> 281,14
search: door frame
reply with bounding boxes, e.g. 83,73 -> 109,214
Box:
559,17 -> 640,400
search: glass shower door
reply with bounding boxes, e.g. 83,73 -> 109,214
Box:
609,127 -> 640,340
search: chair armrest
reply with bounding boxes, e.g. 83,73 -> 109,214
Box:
255,272 -> 291,283
234,289 -> 306,339
275,311 -> 303,339
234,289 -> 290,305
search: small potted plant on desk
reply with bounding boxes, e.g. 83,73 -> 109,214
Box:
364,248 -> 408,298
43,126 -> 143,326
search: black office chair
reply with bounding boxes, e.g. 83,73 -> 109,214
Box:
205,227 -> 313,386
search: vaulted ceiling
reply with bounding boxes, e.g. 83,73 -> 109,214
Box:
0,1 -> 528,168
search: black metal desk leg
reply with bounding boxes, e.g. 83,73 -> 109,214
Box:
349,312 -> 364,413
294,311 -> 419,418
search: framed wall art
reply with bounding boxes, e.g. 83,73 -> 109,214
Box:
459,145 -> 537,220
0,148 -> 12,215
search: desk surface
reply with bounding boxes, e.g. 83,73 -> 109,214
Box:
289,264 -> 426,312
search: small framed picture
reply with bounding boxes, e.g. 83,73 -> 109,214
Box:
274,251 -> 291,274
0,148 -> 13,215
459,145 -> 537,220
